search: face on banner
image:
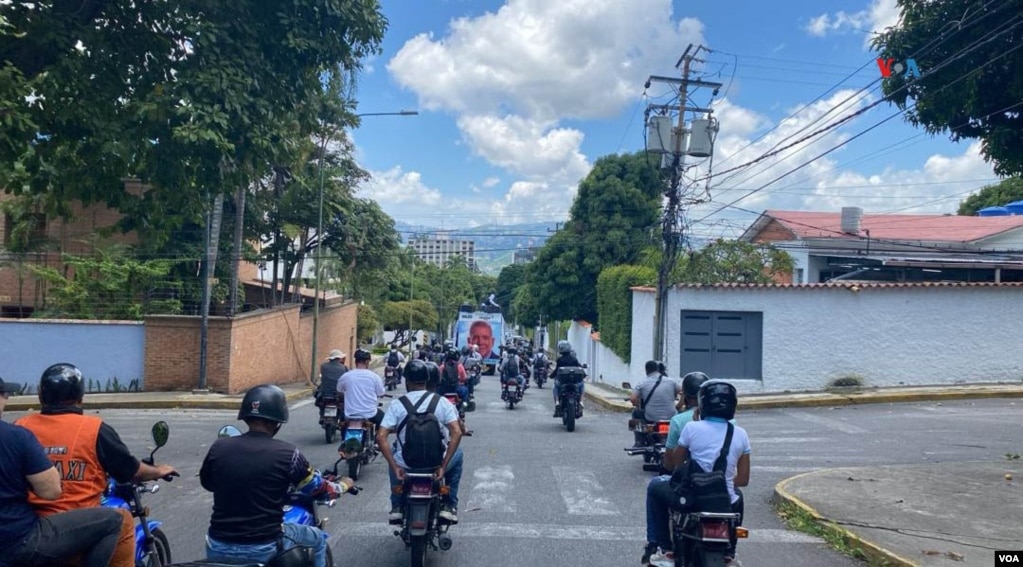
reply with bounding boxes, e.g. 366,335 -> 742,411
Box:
468,320 -> 498,360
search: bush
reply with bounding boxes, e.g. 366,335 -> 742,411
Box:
827,375 -> 865,389
596,264 -> 656,363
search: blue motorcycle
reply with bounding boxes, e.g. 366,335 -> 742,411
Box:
102,420 -> 176,566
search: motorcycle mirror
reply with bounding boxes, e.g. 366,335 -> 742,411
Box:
218,425 -> 242,438
151,421 -> 170,448
622,382 -> 632,389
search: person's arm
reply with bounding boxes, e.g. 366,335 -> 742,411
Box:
96,423 -> 176,483
457,364 -> 467,382
22,429 -> 61,500
735,453 -> 750,487
630,386 -> 641,407
438,410 -> 462,481
664,445 -> 689,472
291,448 -> 352,498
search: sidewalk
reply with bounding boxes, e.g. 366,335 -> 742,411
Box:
583,380 -> 1023,412
5,383 -> 315,412
775,462 -> 1023,567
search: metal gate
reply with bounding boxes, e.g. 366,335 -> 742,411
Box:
679,310 -> 763,380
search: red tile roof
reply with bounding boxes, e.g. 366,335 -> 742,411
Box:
760,210 -> 1023,242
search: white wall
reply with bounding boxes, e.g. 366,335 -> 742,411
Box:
634,285 -> 1023,394
567,321 -> 632,386
630,289 -> 655,379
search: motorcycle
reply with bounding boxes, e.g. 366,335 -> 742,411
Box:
533,363 -> 548,388
554,366 -> 586,432
384,366 -> 401,391
671,509 -> 748,566
392,469 -> 455,567
500,375 -> 524,409
441,392 -> 475,436
319,396 -> 344,444
337,403 -> 385,481
102,420 -> 177,567
171,426 -> 362,567
624,419 -> 671,472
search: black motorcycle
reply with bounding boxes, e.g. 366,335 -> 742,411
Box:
392,470 -> 455,567
554,366 -> 586,431
671,509 -> 748,566
533,363 -> 548,388
319,396 -> 343,444
384,366 -> 401,391
500,375 -> 524,409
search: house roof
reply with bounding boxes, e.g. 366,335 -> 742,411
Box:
745,210 -> 1023,243
631,282 -> 1023,291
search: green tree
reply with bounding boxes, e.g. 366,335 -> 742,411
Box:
596,265 -> 656,363
674,239 -> 794,284
495,263 -> 528,309
380,299 -> 439,347
357,303 -> 379,344
874,0 -> 1023,177
957,177 -> 1023,215
527,152 -> 662,324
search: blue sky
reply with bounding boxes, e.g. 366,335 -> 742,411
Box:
352,0 -> 1002,238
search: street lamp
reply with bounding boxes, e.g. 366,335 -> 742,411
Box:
309,110 -> 419,383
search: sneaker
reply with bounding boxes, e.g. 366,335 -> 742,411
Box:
640,542 -> 659,564
388,506 -> 403,524
439,504 -> 458,523
647,550 -> 674,567
724,558 -> 742,567
553,405 -> 562,417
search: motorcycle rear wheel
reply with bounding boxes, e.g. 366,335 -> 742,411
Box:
348,456 -> 363,481
326,545 -> 335,567
149,527 -> 172,567
324,423 -> 337,444
563,399 -> 576,432
410,535 -> 428,567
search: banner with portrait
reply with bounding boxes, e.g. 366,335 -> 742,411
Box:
455,310 -> 504,364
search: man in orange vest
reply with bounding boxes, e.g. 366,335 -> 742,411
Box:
17,363 -> 178,567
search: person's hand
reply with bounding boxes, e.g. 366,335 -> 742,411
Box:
393,466 -> 406,481
338,476 -> 355,488
156,464 -> 179,480
434,466 -> 446,481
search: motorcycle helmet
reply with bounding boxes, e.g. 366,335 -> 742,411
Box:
404,359 -> 430,384
354,349 -> 372,364
682,372 -> 710,399
698,380 -> 738,421
424,361 -> 441,389
238,384 -> 289,423
445,348 -> 460,362
557,340 -> 572,355
39,363 -> 85,406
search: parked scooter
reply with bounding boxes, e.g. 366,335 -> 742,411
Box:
553,366 -> 586,431
102,421 -> 178,566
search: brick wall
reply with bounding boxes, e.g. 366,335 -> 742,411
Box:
750,219 -> 796,243
143,301 -> 358,393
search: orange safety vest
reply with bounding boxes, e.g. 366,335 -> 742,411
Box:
15,412 -> 107,516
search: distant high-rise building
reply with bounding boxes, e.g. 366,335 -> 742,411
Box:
513,247 -> 538,264
409,234 -> 477,269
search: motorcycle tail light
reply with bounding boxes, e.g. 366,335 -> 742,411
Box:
700,520 -> 730,541
444,395 -> 459,404
439,485 -> 450,496
409,480 -> 433,496
735,527 -> 749,539
656,421 -> 671,435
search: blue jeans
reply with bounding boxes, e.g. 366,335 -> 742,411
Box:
553,380 -> 584,403
439,384 -> 469,403
207,523 -> 328,567
646,476 -> 745,556
389,447 -> 464,509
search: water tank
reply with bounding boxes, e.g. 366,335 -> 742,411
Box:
977,206 -> 1011,216
1004,201 -> 1023,215
646,115 -> 674,154
840,206 -> 863,234
686,118 -> 718,158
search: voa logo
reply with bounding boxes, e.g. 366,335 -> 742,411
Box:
876,58 -> 921,79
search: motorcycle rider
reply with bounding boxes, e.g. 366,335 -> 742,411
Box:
1,376 -> 125,567
532,348 -> 549,378
642,381 -> 750,567
427,360 -> 471,436
200,384 -> 353,567
377,360 -> 464,524
460,345 -> 482,399
337,349 -> 385,427
498,345 -> 525,393
629,360 -> 683,450
551,340 -> 584,417
438,348 -> 469,404
386,346 -> 405,384
16,363 -> 179,567
317,350 -> 347,419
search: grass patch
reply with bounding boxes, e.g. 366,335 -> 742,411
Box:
775,499 -> 892,565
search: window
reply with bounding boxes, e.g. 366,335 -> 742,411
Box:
793,268 -> 804,284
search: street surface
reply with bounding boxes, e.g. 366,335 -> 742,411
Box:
8,379 -> 1022,566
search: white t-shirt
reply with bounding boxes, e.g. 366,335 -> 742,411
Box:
337,369 -> 384,419
380,390 -> 459,469
679,418 -> 752,504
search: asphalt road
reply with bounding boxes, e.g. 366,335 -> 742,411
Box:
8,380 -> 1022,567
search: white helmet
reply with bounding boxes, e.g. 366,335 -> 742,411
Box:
557,340 -> 572,355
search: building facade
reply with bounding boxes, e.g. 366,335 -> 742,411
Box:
408,234 -> 477,269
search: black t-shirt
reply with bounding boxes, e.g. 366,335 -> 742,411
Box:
42,407 -> 140,483
0,422 -> 53,557
200,431 -> 312,544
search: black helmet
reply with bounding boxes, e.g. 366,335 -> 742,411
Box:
354,349 -> 372,363
682,372 -> 710,399
238,384 -> 289,423
404,359 -> 430,383
698,381 -> 737,421
506,346 -> 517,355
424,361 -> 441,389
557,340 -> 572,355
39,363 -> 85,406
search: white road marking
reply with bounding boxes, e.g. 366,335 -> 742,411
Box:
330,523 -> 820,543
465,465 -> 516,513
753,465 -> 820,473
749,437 -> 826,444
784,411 -> 867,434
552,466 -> 618,516
290,399 -> 314,410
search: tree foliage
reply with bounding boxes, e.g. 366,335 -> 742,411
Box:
957,177 -> 1023,215
674,239 -> 794,285
873,0 -> 1023,177
596,265 -> 656,363
357,303 -> 379,344
30,247 -> 182,319
379,299 -> 439,347
526,152 -> 662,324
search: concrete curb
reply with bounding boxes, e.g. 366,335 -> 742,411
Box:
583,387 -> 632,412
774,472 -> 918,567
6,387 -> 315,412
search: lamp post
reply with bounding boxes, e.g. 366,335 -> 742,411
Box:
309,110 -> 419,383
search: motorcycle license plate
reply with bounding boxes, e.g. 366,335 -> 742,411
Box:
700,520 -> 731,542
324,405 -> 337,411
409,480 -> 433,496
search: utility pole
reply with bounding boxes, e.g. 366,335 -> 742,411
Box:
648,44 -> 721,363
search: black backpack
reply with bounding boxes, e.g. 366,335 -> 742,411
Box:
669,423 -> 735,513
396,394 -> 445,469
388,351 -> 400,367
505,355 -> 520,377
441,363 -> 460,389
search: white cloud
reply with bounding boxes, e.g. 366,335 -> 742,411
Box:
358,166 -> 443,220
805,0 -> 901,48
482,177 -> 500,188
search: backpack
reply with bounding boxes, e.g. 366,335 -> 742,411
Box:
396,394 -> 445,469
669,423 -> 735,513
505,355 -> 520,377
441,363 -> 460,389
388,351 -> 400,367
